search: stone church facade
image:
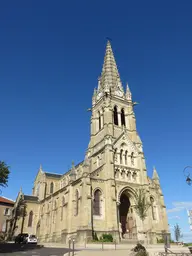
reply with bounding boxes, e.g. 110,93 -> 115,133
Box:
10,41 -> 169,244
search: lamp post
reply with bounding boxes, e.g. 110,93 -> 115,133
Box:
183,166 -> 192,185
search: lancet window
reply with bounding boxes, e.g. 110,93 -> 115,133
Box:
125,150 -> 128,165
113,106 -> 118,125
28,211 -> 33,227
74,189 -> 79,216
93,189 -> 102,216
120,149 -> 123,164
50,182 -> 54,194
150,197 -> 156,220
121,108 -> 126,126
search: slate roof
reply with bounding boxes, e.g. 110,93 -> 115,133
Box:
0,196 -> 14,205
45,172 -> 62,178
24,195 -> 39,202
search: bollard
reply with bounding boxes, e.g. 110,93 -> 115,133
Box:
84,237 -> 86,248
102,241 -> 104,250
72,239 -> 75,256
114,239 -> 116,250
68,238 -> 71,256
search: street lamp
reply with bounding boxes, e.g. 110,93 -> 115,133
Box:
183,166 -> 192,186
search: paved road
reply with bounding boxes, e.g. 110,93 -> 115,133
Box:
0,244 -> 76,256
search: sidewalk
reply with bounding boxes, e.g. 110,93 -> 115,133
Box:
74,246 -> 190,256
41,242 -> 190,253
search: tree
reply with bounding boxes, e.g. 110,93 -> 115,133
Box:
134,188 -> 151,244
0,161 -> 10,187
174,223 -> 182,242
11,196 -> 27,236
134,188 -> 151,222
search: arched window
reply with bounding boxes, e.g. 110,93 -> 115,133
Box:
125,151 -> 128,165
132,171 -> 137,181
93,189 -> 102,216
74,189 -> 79,216
114,148 -> 117,162
28,211 -> 33,227
121,108 -> 126,126
50,182 -> 54,194
131,152 -> 134,165
44,182 -> 47,199
61,196 -> 65,220
150,197 -> 156,220
120,149 -> 123,164
98,111 -> 101,130
113,106 -> 118,125
102,107 -> 104,127
62,196 -> 65,206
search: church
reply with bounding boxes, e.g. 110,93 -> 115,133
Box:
9,41 -> 169,244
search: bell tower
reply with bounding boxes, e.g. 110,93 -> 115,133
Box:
88,42 -> 142,157
86,41 -> 147,183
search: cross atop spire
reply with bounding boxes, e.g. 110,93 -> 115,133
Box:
98,41 -> 123,94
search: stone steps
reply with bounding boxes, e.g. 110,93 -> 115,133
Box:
120,239 -> 138,244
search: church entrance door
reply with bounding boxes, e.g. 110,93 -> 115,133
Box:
119,192 -> 130,238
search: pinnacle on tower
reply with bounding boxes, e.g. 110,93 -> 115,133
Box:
39,164 -> 43,172
99,41 -> 124,93
152,166 -> 160,180
125,82 -> 132,100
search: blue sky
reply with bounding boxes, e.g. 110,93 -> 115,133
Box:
0,0 -> 192,242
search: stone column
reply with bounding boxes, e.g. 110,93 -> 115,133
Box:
117,111 -> 121,126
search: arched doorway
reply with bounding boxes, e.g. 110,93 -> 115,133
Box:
119,192 -> 130,237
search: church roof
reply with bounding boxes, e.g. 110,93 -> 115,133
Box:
24,195 -> 39,202
45,172 -> 62,179
0,196 -> 14,205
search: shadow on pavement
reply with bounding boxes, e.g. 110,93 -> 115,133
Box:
0,243 -> 43,253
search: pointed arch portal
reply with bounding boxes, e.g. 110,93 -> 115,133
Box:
119,192 -> 130,236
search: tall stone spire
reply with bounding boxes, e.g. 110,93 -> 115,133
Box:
98,41 -> 124,95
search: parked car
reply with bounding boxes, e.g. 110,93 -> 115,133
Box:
15,233 -> 28,244
15,233 -> 37,244
25,234 -> 37,244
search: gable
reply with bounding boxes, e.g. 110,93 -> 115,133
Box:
34,167 -> 44,184
113,131 -> 140,155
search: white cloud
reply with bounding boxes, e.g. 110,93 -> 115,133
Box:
168,215 -> 180,220
167,201 -> 192,213
167,207 -> 183,213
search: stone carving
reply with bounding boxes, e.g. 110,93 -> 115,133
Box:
114,167 -> 138,183
105,135 -> 112,145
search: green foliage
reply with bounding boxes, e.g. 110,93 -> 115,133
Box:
100,234 -> 113,242
0,232 -> 5,242
157,238 -> 164,243
0,161 -> 10,187
174,223 -> 182,242
133,243 -> 146,252
134,189 -> 151,222
183,242 -> 192,247
17,198 -> 27,218
135,251 -> 148,256
93,232 -> 99,241
11,196 -> 27,237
